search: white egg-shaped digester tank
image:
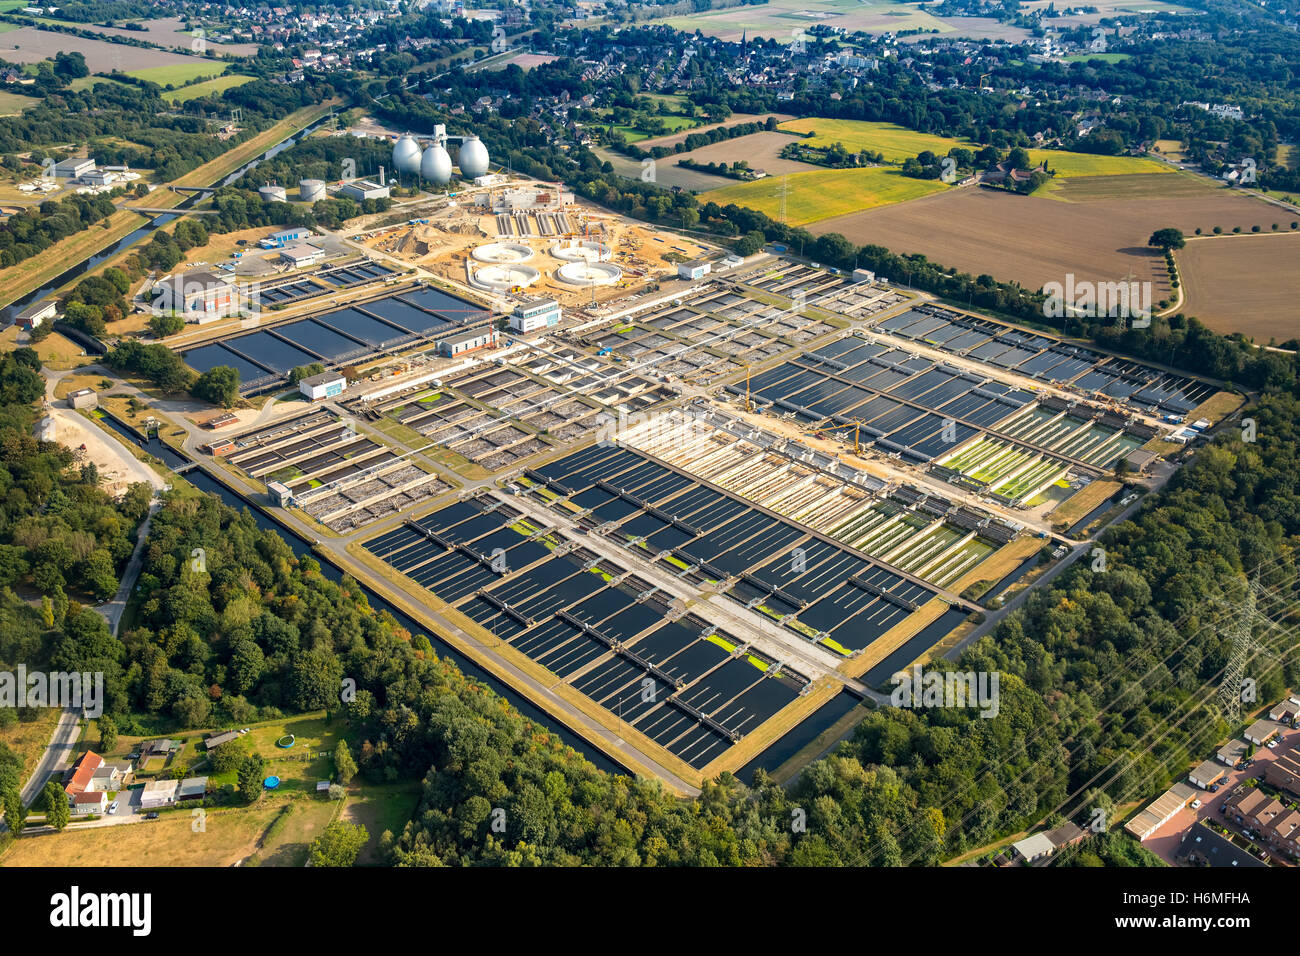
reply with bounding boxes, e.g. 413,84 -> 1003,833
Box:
392,134 -> 422,175
457,135 -> 490,178
421,142 -> 452,184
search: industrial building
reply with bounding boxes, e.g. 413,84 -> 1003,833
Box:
279,243 -> 326,268
152,269 -> 239,323
53,157 -> 95,179
68,387 -> 97,410
438,327 -> 494,357
508,297 -> 562,333
299,370 -> 347,401
13,300 -> 55,330
339,179 -> 391,201
260,228 -> 312,249
677,259 -> 712,281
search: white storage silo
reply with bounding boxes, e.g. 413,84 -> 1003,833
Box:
259,184 -> 287,202
299,179 -> 326,202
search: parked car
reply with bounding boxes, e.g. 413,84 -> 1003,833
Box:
1210,784 -> 1220,792
145,812 -> 159,820
108,801 -> 118,814
1267,740 -> 1278,749
1191,799 -> 1203,810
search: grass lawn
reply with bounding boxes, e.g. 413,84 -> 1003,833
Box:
163,73 -> 255,103
242,796 -> 341,866
0,326 -> 93,371
705,166 -> 948,226
342,781 -> 421,864
242,713 -> 346,794
126,61 -> 228,87
0,88 -> 38,113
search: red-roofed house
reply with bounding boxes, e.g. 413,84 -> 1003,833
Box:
63,751 -> 103,797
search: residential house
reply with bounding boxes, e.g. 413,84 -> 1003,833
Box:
1179,821 -> 1266,867
1045,821 -> 1087,851
1265,749 -> 1300,797
88,764 -> 122,793
71,791 -> 107,815
63,751 -> 103,797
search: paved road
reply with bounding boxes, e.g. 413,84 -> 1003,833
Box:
18,708 -> 80,809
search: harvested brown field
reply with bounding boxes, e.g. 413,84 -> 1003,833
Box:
672,130 -> 818,177
1176,233 -> 1300,340
813,183 -> 1273,296
0,28 -> 210,72
593,148 -> 731,191
33,17 -> 257,56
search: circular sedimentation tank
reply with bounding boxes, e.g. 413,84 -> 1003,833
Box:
472,264 -> 541,291
472,241 -> 534,264
421,142 -> 452,185
457,135 -> 490,178
392,134 -> 421,175
556,261 -> 622,287
550,239 -> 612,263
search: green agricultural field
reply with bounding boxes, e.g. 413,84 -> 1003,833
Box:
1028,149 -> 1170,177
780,118 -> 1171,179
127,61 -> 228,87
603,113 -> 703,144
163,73 -> 254,103
705,166 -> 947,226
779,118 -> 967,163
